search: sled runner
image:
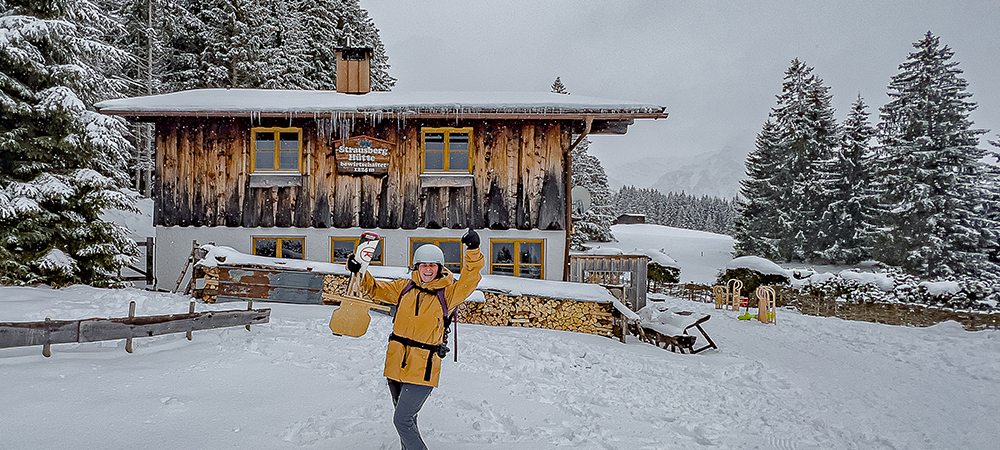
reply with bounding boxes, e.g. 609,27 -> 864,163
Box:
328,232 -> 392,337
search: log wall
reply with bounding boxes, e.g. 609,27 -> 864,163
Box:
154,117 -> 569,231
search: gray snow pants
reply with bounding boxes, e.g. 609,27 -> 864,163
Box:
388,379 -> 433,450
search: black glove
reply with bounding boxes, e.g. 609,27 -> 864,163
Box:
461,228 -> 480,250
346,253 -> 362,273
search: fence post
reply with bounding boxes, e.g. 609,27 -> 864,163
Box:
125,301 -> 136,353
145,236 -> 154,286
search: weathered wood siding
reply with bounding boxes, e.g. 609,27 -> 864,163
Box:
154,118 -> 569,231
569,255 -> 650,311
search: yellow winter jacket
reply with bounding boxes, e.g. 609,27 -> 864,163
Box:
359,248 -> 484,387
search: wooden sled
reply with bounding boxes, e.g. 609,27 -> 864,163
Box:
682,314 -> 718,354
328,233 -> 392,337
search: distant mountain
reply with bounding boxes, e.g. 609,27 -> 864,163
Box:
606,150 -> 746,199
605,156 -> 674,192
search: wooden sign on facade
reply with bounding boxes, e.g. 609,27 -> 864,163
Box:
333,135 -> 392,176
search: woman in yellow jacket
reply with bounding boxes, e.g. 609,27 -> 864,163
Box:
347,229 -> 483,450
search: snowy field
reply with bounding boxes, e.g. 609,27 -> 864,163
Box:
609,223 -> 735,284
2,285 -> 998,450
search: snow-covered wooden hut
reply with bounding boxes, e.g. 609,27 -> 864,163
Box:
569,248 -> 651,311
95,49 -> 667,289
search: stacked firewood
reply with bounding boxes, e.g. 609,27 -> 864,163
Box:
458,291 -> 615,337
198,266 -> 219,303
322,274 -> 351,305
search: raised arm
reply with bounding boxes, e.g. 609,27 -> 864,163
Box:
446,229 -> 485,310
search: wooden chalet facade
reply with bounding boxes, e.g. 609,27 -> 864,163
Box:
97,81 -> 666,290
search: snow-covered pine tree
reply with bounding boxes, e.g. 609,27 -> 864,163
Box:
767,59 -> 840,261
100,0 -> 171,195
873,32 -> 999,279
195,0 -> 274,89
986,139 -> 1000,270
0,0 -> 139,286
553,78 -> 614,249
156,0 -> 394,91
551,77 -> 568,95
815,95 -> 880,264
734,120 -> 784,258
570,140 -> 616,247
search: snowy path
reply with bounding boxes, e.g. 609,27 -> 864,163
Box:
2,286 -> 998,449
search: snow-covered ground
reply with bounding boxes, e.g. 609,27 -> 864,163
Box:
609,223 -> 735,284
5,214 -> 997,448
3,285 -> 998,449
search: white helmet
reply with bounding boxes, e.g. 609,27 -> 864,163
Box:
412,244 -> 445,268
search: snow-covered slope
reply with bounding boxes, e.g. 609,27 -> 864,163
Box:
609,223 -> 734,284
2,286 -> 997,449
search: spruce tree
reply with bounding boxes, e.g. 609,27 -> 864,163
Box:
570,139 -> 616,247
874,32 -> 999,279
551,77 -> 568,95
770,59 -> 840,261
734,120 -> 784,258
815,95 -> 879,264
0,0 -> 138,286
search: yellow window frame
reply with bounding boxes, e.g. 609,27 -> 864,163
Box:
408,238 -> 464,272
489,239 -> 544,279
252,236 -> 306,259
331,237 -> 384,265
251,126 -> 303,173
420,127 -> 473,173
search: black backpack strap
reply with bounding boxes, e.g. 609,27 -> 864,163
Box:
435,289 -> 460,362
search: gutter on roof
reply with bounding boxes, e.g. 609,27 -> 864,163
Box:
97,110 -> 668,121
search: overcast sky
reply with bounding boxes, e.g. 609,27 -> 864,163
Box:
363,0 -> 1000,182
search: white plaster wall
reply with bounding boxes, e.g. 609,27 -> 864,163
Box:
154,226 -> 567,291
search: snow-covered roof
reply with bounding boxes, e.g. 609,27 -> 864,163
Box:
570,246 -> 679,269
724,256 -> 789,277
95,89 -> 668,120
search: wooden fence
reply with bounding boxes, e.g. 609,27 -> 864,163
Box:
0,301 -> 269,357
653,283 -> 715,303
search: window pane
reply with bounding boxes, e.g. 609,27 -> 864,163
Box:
332,240 -> 355,262
279,151 -> 298,170
519,265 -> 542,279
439,241 -> 462,268
424,133 -> 445,151
255,132 -> 275,150
255,151 -> 274,171
449,133 -> 469,151
255,239 -> 277,258
448,150 -> 468,171
371,242 -> 383,264
492,264 -> 515,276
493,243 -> 514,264
424,152 -> 444,171
519,242 -> 542,264
279,133 -> 299,150
281,239 -> 304,259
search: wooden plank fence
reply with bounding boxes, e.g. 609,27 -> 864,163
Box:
654,283 -> 715,303
0,301 -> 269,357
